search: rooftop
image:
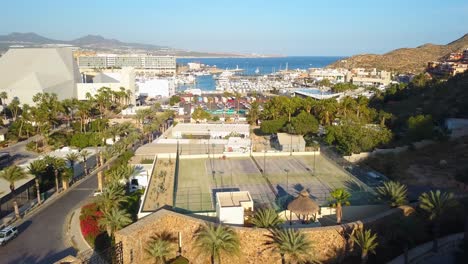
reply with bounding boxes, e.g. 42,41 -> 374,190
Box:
216,191 -> 252,207
277,133 -> 306,145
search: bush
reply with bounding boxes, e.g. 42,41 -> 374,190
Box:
79,203 -> 104,247
260,118 -> 287,134
455,169 -> 468,184
48,131 -> 71,149
407,114 -> 435,141
70,133 -> 90,149
140,158 -> 154,164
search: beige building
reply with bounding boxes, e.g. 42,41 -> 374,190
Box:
347,68 -> 392,86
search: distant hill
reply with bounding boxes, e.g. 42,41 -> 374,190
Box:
327,34 -> 468,73
0,32 -> 247,57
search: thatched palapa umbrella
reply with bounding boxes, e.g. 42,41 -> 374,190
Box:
287,190 -> 319,225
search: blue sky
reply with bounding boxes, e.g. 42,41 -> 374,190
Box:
2,0 -> 467,56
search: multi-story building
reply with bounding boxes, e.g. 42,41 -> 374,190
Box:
77,54 -> 176,74
347,68 -> 392,86
308,68 -> 348,83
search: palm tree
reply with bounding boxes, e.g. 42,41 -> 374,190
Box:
251,208 -> 284,228
80,150 -> 91,176
0,91 -> 8,106
246,101 -> 260,125
65,152 -> 80,179
98,207 -> 132,241
329,188 -> 351,224
44,156 -> 66,193
27,160 -> 46,205
95,184 -> 127,213
194,224 -> 240,264
145,231 -> 177,264
351,228 -> 378,264
376,181 -> 408,207
389,216 -> 423,264
107,164 -> 135,186
0,165 -> 28,219
419,190 -> 457,252
264,228 -> 314,264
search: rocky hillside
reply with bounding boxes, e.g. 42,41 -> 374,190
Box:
327,34 -> 468,73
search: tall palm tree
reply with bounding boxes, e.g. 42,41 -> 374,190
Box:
95,184 -> 126,213
27,160 -> 46,205
44,156 -> 66,193
65,152 -> 80,179
80,150 -> 91,176
0,165 -> 28,219
264,228 -> 314,264
145,231 -> 177,264
376,181 -> 408,207
98,207 -> 132,241
351,228 -> 378,264
251,208 -> 284,228
194,224 -> 240,264
246,101 -> 260,125
329,188 -> 351,224
419,190 -> 457,252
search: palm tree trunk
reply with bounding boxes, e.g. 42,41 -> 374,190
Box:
13,199 -> 21,219
54,170 -> 60,193
96,149 -> 100,167
83,160 -> 88,176
62,178 -> 69,190
432,223 -> 440,252
210,255 -> 215,264
35,178 -> 41,205
98,171 -> 104,192
281,253 -> 286,264
403,244 -> 409,264
361,250 -> 368,264
336,204 -> 342,224
464,217 -> 468,245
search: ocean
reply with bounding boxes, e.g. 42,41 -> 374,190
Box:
176,56 -> 343,91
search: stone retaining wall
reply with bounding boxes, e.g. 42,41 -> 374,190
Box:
115,206 -> 414,264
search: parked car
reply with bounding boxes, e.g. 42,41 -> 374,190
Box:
0,226 -> 18,245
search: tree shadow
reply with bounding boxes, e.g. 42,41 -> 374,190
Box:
275,185 -> 294,210
343,180 -> 376,205
6,253 -> 42,264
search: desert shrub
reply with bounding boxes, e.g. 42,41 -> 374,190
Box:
140,158 -> 154,164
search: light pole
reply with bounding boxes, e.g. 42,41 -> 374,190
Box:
290,133 -> 293,156
284,168 -> 290,193
313,140 -> 318,175
263,141 -> 267,177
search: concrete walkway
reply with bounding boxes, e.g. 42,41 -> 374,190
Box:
66,207 -> 91,252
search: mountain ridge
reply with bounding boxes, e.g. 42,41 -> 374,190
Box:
0,32 -> 253,57
327,33 -> 468,73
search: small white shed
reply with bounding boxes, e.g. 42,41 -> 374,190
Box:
216,191 -> 253,225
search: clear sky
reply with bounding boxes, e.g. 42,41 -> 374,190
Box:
2,0 -> 467,56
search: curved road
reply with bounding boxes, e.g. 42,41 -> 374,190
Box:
0,172 -> 97,264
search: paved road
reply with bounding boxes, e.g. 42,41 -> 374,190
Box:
0,172 -> 97,264
1,135 -> 40,167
